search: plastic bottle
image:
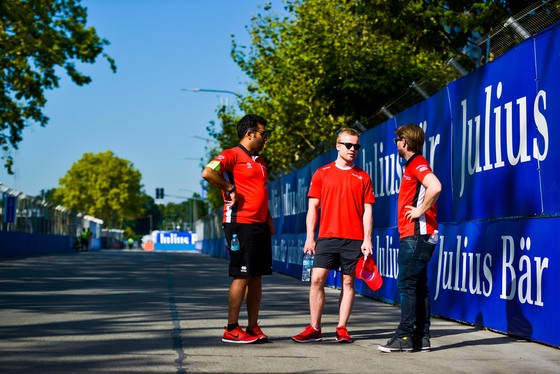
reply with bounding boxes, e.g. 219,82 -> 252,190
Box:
301,253 -> 314,282
428,230 -> 439,244
230,234 -> 240,252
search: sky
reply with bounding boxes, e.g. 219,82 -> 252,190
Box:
0,0 -> 280,204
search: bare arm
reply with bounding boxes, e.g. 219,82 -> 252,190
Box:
361,203 -> 373,256
201,166 -> 237,206
304,198 -> 320,254
267,211 -> 274,236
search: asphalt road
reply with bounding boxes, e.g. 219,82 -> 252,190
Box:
0,250 -> 558,373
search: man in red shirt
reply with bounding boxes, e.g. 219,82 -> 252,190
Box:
202,114 -> 274,344
378,123 -> 442,353
292,128 -> 375,344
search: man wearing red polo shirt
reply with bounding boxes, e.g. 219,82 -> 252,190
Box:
202,114 -> 274,344
292,128 -> 375,344
378,123 -> 442,353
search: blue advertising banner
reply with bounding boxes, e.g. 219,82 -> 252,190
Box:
153,231 -> 197,251
392,91 -> 454,223
268,178 -> 283,235
2,195 -> 16,223
533,25 -> 560,214
278,171 -> 299,235
429,218 -> 559,347
447,37 -> 547,221
357,124 -> 399,229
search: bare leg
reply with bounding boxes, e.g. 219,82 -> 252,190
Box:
309,268 -> 329,328
246,276 -> 262,327
228,277 -> 249,324
337,273 -> 355,327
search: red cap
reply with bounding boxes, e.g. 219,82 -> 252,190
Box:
355,255 -> 383,291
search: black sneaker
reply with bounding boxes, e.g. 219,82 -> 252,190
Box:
378,336 -> 413,352
413,336 -> 431,351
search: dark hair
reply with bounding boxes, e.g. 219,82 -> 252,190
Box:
396,123 -> 425,153
237,114 -> 267,140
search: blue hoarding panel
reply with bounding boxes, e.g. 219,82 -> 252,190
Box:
358,124 -> 399,229
153,231 -> 197,251
393,91 -> 454,223
430,218 -> 559,347
533,25 -> 560,214
447,37 -> 545,221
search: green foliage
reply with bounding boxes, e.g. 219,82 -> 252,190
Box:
40,188 -> 62,205
54,151 -> 143,228
0,0 -> 116,173
227,0 -> 518,175
124,194 -> 163,237
157,194 -> 207,231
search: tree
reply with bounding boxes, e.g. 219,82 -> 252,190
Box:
229,0 -> 521,174
156,193 -> 208,231
0,0 -> 116,173
54,151 -> 144,228
124,194 -> 163,237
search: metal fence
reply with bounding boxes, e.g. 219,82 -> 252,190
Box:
362,0 -> 560,129
0,182 -> 100,237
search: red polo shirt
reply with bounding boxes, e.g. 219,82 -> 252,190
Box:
398,153 -> 438,238
308,162 -> 375,240
211,145 -> 269,224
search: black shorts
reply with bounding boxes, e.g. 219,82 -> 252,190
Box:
313,238 -> 362,275
223,222 -> 272,277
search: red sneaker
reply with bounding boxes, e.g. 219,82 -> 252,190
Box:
291,325 -> 322,343
335,326 -> 353,343
222,326 -> 259,344
246,324 -> 269,342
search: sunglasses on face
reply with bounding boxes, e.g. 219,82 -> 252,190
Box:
338,142 -> 362,150
393,137 -> 402,144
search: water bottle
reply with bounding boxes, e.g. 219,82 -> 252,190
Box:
428,230 -> 439,244
301,253 -> 314,282
230,234 -> 240,252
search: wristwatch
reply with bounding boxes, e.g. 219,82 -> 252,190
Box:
227,184 -> 236,193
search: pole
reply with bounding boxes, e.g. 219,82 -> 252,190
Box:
181,88 -> 242,98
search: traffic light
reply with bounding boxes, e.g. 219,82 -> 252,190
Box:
155,187 -> 165,199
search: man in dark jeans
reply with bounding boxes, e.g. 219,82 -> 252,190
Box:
378,124 -> 442,353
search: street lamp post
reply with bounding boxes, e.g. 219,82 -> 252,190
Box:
181,88 -> 242,98
180,157 -> 202,161
184,134 -> 215,143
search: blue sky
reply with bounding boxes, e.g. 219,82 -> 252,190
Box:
0,0 -> 278,204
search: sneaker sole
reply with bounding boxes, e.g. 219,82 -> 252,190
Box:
378,345 -> 413,353
413,345 -> 431,351
246,332 -> 269,340
222,337 -> 259,344
253,335 -> 270,343
336,338 -> 353,343
291,337 -> 322,343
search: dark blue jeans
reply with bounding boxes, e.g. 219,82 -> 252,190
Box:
395,235 -> 436,338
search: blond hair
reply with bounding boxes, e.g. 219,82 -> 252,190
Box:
336,128 -> 360,143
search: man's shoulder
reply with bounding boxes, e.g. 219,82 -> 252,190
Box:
409,154 -> 431,171
352,164 -> 368,173
216,147 -> 240,160
316,162 -> 335,172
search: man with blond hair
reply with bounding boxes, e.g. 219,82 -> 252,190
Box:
292,128 -> 375,343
